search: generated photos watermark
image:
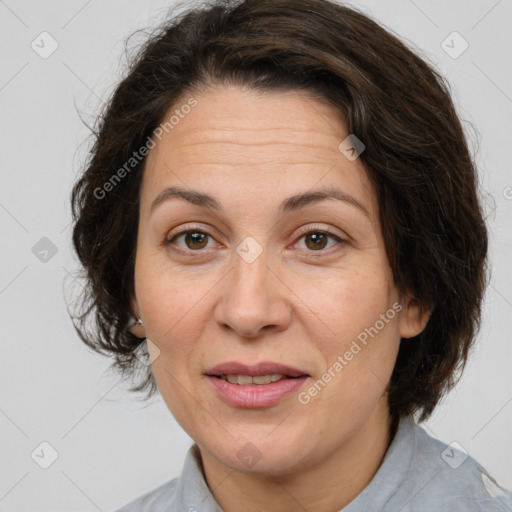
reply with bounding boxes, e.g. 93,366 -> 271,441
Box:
93,96 -> 198,200
298,301 -> 403,405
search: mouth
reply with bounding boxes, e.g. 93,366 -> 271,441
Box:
214,374 -> 299,385
204,361 -> 310,408
205,361 -> 309,380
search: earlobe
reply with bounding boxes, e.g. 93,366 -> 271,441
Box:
128,317 -> 146,338
399,295 -> 432,339
129,297 -> 146,338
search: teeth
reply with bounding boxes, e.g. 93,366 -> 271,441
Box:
237,375 -> 253,385
220,374 -> 286,385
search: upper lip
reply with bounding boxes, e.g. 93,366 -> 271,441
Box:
205,361 -> 309,378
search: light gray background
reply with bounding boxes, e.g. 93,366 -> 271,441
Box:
1,0 -> 511,510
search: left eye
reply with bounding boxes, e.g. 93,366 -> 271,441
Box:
295,230 -> 342,252
165,229 -> 343,253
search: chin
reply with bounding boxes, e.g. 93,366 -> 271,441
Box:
202,429 -> 316,476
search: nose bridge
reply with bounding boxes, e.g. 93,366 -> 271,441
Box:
232,238 -> 271,299
214,236 -> 291,337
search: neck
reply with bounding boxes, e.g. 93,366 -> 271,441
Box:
199,401 -> 396,512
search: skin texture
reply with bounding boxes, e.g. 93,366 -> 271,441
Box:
130,84 -> 430,512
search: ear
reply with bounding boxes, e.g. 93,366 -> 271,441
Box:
128,298 -> 146,339
399,294 -> 432,339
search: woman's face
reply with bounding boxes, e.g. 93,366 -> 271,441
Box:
132,85 -> 425,476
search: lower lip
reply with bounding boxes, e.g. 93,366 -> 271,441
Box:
206,376 -> 309,408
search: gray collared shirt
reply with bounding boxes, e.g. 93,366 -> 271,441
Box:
115,415 -> 512,511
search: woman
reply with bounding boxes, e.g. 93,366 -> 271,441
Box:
70,0 -> 512,510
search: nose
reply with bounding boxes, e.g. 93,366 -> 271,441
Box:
213,247 -> 292,339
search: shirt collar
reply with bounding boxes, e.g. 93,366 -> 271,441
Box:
341,414 -> 417,511
174,443 -> 224,511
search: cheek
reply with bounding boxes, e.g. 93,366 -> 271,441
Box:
134,250 -> 211,353
300,265 -> 400,400
299,265 -> 395,347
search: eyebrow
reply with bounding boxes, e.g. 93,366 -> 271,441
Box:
150,185 -> 370,218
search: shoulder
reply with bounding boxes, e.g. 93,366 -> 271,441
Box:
400,421 -> 512,511
113,443 -> 222,512
114,478 -> 179,512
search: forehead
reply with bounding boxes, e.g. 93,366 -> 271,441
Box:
140,85 -> 378,221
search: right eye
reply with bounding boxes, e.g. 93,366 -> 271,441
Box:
165,229 -> 217,252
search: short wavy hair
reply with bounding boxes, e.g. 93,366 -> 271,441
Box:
70,0 -> 488,422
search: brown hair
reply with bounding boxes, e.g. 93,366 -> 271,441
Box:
70,0 -> 488,422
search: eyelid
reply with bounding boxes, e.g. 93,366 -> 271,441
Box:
293,222 -> 346,241
165,222 -> 344,241
164,222 -> 348,254
165,222 -> 218,241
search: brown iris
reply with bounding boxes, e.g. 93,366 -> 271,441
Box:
304,232 -> 328,251
184,232 -> 209,250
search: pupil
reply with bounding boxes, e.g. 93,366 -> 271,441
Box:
183,232 -> 328,251
187,232 -> 206,249
307,233 -> 326,250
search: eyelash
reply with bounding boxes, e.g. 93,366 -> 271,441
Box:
164,224 -> 345,257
